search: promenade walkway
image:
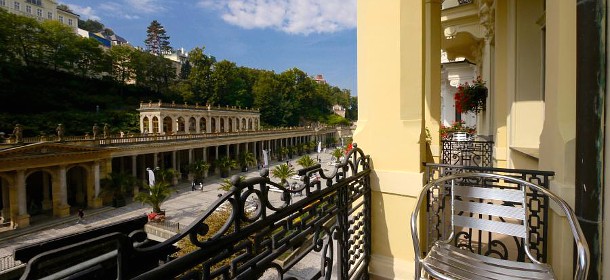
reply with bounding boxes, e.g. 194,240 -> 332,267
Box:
0,151 -> 338,279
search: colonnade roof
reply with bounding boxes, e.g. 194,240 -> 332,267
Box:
138,101 -> 260,115
0,143 -> 111,172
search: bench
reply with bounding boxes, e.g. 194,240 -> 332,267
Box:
411,172 -> 589,279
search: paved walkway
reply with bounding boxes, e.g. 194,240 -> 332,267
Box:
0,151 -> 339,278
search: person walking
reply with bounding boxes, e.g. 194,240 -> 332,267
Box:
77,209 -> 84,224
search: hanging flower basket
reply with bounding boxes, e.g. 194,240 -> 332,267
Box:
454,77 -> 488,114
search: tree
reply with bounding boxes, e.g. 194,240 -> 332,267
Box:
188,47 -> 216,103
296,154 -> 316,168
188,160 -> 210,181
144,20 -> 172,56
109,45 -> 136,84
271,164 -> 296,186
215,156 -> 237,178
238,152 -> 256,171
100,172 -> 136,207
40,20 -> 79,70
78,19 -> 104,33
134,182 -> 171,213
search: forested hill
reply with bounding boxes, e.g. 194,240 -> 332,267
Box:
0,9 -> 357,138
0,65 -> 160,137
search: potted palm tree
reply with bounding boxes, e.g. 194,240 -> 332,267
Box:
216,156 -> 237,178
279,147 -> 289,161
188,160 -> 210,182
100,172 -> 136,207
271,163 -> 296,187
296,154 -> 317,168
331,148 -> 344,163
154,168 -> 179,186
238,152 -> 256,172
134,181 -> 171,215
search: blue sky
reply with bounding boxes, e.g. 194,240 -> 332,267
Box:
59,0 -> 357,95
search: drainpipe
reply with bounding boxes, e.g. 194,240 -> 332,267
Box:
576,0 -> 605,278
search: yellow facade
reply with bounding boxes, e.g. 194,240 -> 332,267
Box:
0,0 -> 79,31
357,0 -> 607,278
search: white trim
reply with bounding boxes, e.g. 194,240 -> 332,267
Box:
369,254 -> 415,280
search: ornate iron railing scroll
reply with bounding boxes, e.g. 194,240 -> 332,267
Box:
423,163 -> 553,263
440,139 -> 493,167
19,145 -> 370,279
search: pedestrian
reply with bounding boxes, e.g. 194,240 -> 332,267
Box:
77,209 -> 84,223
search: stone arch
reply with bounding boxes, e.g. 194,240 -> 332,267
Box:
242,118 -> 247,130
255,119 -> 259,130
211,118 -> 217,133
248,119 -> 253,130
200,117 -> 207,132
163,116 -> 173,134
66,165 -> 88,209
177,117 -> 186,133
220,118 -> 225,132
25,170 -> 53,217
229,118 -> 233,132
188,117 -> 196,133
152,116 -> 159,133
143,116 -> 150,133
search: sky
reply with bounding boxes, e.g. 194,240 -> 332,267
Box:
59,0 -> 357,95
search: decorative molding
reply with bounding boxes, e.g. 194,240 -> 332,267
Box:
478,0 -> 495,42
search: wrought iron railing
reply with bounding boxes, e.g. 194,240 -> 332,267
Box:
0,254 -> 22,272
18,145 -> 371,280
424,163 -> 553,263
440,139 -> 494,167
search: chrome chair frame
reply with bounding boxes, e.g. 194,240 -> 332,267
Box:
411,172 -> 589,280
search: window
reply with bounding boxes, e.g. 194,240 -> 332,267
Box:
14,2 -> 20,11
48,11 -> 52,19
37,8 -> 42,17
68,19 -> 73,26
58,15 -> 63,23
26,5 -> 31,13
0,0 -> 5,7
26,0 -> 41,5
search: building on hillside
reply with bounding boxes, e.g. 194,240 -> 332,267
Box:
357,0 -> 609,279
0,0 -> 79,31
162,48 -> 189,78
332,104 -> 346,118
313,74 -> 326,84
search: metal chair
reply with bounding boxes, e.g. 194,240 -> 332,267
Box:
411,172 -> 589,280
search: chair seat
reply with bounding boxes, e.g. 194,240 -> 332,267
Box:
421,243 -> 555,280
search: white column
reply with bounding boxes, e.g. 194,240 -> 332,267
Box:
172,151 -> 177,170
57,165 -> 68,206
203,147 -> 207,162
131,155 -> 137,178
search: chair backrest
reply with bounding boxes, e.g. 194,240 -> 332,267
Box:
452,132 -> 469,141
450,181 -> 527,240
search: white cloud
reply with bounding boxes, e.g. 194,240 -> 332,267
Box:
198,0 -> 356,35
125,0 -> 167,14
67,4 -> 101,21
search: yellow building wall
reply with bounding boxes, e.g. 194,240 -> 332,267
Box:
356,0 -> 433,278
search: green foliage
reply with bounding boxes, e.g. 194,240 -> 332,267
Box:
331,148 -> 344,162
296,154 -> 316,168
188,160 -> 210,180
238,152 -> 256,168
144,20 -> 172,56
100,172 -> 136,199
154,168 -> 178,185
271,164 -> 296,185
215,156 -> 237,177
134,182 -> 172,213
218,176 -> 245,192
326,114 -> 351,126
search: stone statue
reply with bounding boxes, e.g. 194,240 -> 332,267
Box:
56,123 -> 65,142
13,124 -> 23,143
103,123 -> 110,138
92,123 -> 99,139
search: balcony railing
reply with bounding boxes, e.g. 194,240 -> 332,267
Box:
424,163 -> 554,263
440,137 -> 494,167
16,145 -> 371,279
